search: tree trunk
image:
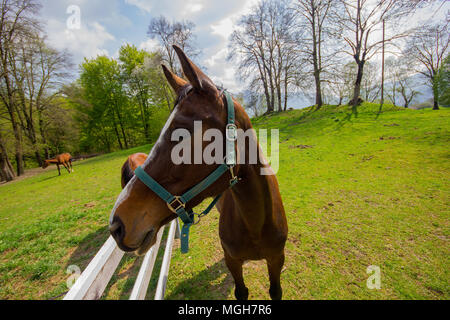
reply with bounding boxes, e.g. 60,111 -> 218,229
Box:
2,74 -> 25,175
283,71 -> 288,111
433,99 -> 439,110
114,125 -> 123,149
276,82 -> 282,112
351,61 -> 365,108
314,71 -> 323,107
432,72 -> 439,110
310,5 -> 323,108
0,154 -> 15,182
115,108 -> 129,149
13,126 -> 25,176
0,132 -> 15,182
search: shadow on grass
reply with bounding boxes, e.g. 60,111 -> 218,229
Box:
334,104 -> 359,131
165,258 -> 233,300
38,174 -> 61,182
287,105 -> 322,126
65,226 -> 110,272
62,224 -> 233,300
63,225 -> 144,299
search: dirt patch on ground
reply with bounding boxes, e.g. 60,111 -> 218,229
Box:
0,166 -> 58,187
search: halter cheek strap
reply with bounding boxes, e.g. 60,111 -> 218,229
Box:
134,90 -> 239,253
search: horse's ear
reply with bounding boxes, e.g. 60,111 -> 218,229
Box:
172,45 -> 217,94
161,64 -> 188,94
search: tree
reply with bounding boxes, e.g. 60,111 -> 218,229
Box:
405,21 -> 449,109
325,60 -> 380,105
435,55 -> 449,107
147,16 -> 198,75
337,0 -> 412,108
119,44 -> 173,142
360,61 -> 380,102
294,0 -> 335,108
229,0 -> 298,113
119,44 -> 152,141
0,0 -> 41,175
79,56 -> 131,151
8,34 -> 71,165
385,56 -> 420,108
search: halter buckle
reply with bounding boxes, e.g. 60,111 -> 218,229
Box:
226,123 -> 237,141
167,196 -> 185,213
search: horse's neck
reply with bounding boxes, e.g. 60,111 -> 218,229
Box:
224,103 -> 278,235
47,158 -> 59,164
228,153 -> 275,238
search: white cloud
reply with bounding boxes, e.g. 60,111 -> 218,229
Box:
124,0 -> 153,13
125,0 -> 208,19
46,19 -> 115,60
41,0 -> 259,88
210,17 -> 234,40
138,38 -> 161,52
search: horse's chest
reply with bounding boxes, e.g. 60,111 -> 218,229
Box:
219,220 -> 265,260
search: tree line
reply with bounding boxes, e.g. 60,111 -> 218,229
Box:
229,0 -> 449,116
0,1 -> 197,181
0,0 -> 73,181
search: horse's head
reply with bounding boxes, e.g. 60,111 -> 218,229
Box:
42,160 -> 49,169
109,45 -> 242,255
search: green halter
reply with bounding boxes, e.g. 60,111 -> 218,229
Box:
134,90 -> 238,253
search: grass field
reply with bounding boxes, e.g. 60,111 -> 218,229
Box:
0,103 -> 448,300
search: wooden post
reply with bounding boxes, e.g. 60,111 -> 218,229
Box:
64,220 -> 180,300
64,236 -> 124,300
129,226 -> 165,300
154,219 -> 177,300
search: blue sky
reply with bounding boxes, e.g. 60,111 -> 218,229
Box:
40,0 -> 259,92
40,0 -> 448,105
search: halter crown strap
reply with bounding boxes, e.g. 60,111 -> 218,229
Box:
133,90 -> 238,253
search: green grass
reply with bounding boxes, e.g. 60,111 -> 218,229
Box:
0,102 -> 448,300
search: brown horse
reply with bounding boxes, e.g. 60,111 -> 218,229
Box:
121,153 -> 147,188
42,153 -> 73,176
109,46 -> 288,300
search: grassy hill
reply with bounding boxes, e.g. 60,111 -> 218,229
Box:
0,102 -> 448,299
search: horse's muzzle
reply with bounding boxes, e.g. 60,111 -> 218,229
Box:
109,216 -> 136,252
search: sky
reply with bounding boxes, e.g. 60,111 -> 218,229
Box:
39,0 -> 448,106
40,0 -> 260,92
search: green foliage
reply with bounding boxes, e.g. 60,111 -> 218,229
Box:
68,46 -> 172,154
435,55 -> 450,107
118,44 -> 174,143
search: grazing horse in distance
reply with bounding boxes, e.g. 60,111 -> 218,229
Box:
121,153 -> 147,188
109,46 -> 288,300
42,153 -> 73,176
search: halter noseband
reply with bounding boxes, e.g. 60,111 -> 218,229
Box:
134,90 -> 239,253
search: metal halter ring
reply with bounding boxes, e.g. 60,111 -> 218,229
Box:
192,212 -> 202,225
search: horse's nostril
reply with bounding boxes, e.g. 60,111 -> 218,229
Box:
109,221 -> 120,233
109,217 -> 125,242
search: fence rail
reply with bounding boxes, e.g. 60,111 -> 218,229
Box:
64,219 -> 180,300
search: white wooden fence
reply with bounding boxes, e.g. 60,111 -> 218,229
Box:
64,219 -> 181,300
